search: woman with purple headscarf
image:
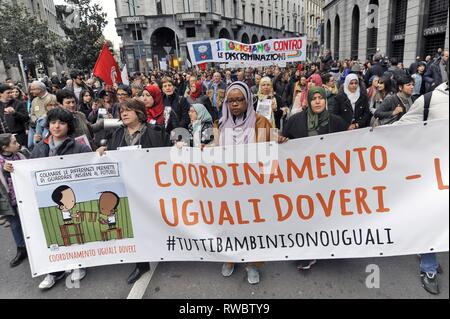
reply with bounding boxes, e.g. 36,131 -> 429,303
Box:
217,81 -> 272,146
216,81 -> 272,285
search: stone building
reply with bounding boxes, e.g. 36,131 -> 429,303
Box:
323,0 -> 449,66
114,0 -> 305,72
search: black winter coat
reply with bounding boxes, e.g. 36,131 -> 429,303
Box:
163,93 -> 190,129
282,110 -> 347,139
332,90 -> 371,128
107,123 -> 171,150
0,99 -> 30,146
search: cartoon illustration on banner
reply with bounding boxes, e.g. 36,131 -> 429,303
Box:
33,163 -> 133,248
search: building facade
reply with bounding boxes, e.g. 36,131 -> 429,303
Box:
115,0 -> 305,73
0,0 -> 66,82
304,0 -> 325,61
323,0 -> 450,66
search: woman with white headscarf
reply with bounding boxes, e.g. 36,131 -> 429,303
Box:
215,81 -> 272,285
331,73 -> 371,129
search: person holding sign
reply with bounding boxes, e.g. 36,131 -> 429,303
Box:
282,86 -> 347,139
29,108 -> 91,289
280,87 -> 347,269
188,104 -> 214,147
142,84 -> 179,141
216,81 -> 272,284
0,133 -> 28,268
186,81 -> 218,122
255,77 -> 287,130
394,63 -> 449,295
97,98 -> 171,284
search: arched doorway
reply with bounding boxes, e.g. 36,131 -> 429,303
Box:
241,33 -> 250,44
326,19 -> 331,51
251,34 -> 259,43
366,0 -> 379,60
261,35 -> 266,41
334,15 -> 340,60
219,28 -> 232,39
151,27 -> 180,68
351,5 -> 360,60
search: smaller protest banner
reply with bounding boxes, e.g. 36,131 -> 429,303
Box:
187,37 -> 306,67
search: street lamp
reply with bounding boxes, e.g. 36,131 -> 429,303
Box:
126,0 -> 142,71
171,0 -> 180,69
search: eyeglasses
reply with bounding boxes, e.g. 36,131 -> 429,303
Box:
226,97 -> 246,105
117,93 -> 129,96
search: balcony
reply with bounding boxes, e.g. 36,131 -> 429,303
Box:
205,13 -> 222,25
231,18 -> 244,30
177,13 -> 201,22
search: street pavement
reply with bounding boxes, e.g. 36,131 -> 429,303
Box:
0,224 -> 448,299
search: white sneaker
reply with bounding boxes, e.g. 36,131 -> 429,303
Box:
39,274 -> 56,289
39,272 -> 65,289
245,265 -> 260,285
70,268 -> 87,282
221,263 -> 235,277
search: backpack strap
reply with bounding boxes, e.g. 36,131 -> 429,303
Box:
423,91 -> 433,122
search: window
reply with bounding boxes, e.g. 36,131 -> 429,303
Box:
393,0 -> 407,35
252,8 -> 255,23
334,15 -> 340,60
261,10 -> 264,24
183,0 -> 191,12
390,0 -> 407,61
132,29 -> 142,41
269,13 -> 271,27
156,1 -> 163,15
186,27 -> 196,38
423,0 -> 448,57
242,5 -> 245,19
424,33 -> 446,57
426,0 -> 448,28
351,6 -> 360,59
222,0 -> 225,16
234,0 -> 238,18
366,0 -> 379,59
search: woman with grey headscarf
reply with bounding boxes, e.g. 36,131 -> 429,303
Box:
188,103 -> 213,147
216,81 -> 272,285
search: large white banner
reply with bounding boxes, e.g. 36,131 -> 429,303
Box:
187,37 -> 307,67
12,120 -> 449,277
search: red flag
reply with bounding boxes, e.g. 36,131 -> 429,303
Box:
93,44 -> 122,85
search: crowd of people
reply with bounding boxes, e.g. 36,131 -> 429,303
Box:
0,47 -> 448,295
